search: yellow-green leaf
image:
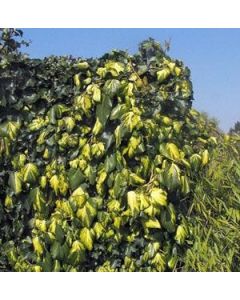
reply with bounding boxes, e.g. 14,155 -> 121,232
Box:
76,61 -> 89,70
70,187 -> 87,208
152,253 -> 166,271
139,193 -> 150,210
127,191 -> 139,216
92,118 -> 103,136
74,95 -> 92,115
175,225 -> 187,245
22,163 -> 39,184
180,175 -> 190,195
164,163 -> 181,191
82,144 -> 91,161
39,176 -> 47,189
28,117 -> 46,132
50,175 -> 59,195
8,171 -> 22,195
157,68 -> 171,83
92,85 -> 101,102
0,121 -> 20,140
32,237 -> 44,255
93,222 -> 105,239
29,187 -> 46,212
190,154 -> 201,171
202,149 -> 209,166
143,217 -> 161,229
5,195 -> 13,208
150,188 -> 167,207
77,202 -> 97,227
63,117 -> 75,132
160,143 -> 180,161
35,219 -> 47,232
105,61 -> 124,77
129,173 -> 145,185
73,74 -> 81,87
80,228 -> 94,251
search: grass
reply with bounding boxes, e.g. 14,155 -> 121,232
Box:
181,135 -> 240,271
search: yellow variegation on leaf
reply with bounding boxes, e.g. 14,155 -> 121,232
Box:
32,237 -> 44,255
50,175 -> 59,195
127,191 -> 139,216
202,149 -> 209,166
22,163 -> 39,184
150,188 -> 167,207
73,74 -> 81,87
80,228 -> 94,251
143,217 -> 161,229
175,225 -> 187,245
157,68 -> 171,83
8,171 -> 22,195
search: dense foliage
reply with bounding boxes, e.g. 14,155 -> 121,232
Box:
0,29 -> 239,272
182,134 -> 240,271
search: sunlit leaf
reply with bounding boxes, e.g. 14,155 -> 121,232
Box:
80,228 -> 94,251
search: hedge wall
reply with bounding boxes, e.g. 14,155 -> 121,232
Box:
0,29 -> 215,271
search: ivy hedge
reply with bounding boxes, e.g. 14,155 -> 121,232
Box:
0,29 -> 218,271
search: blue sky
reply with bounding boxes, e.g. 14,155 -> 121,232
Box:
22,29 -> 240,132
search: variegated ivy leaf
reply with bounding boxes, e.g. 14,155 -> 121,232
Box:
160,204 -> 176,233
180,175 -> 190,195
175,225 -> 187,245
150,188 -> 167,207
29,187 -> 46,213
0,121 -> 20,140
22,163 -> 39,184
159,142 -> 180,161
77,201 -> 97,228
63,117 -> 75,132
190,153 -> 202,171
92,85 -> 101,102
4,194 -> 13,209
104,61 -> 124,77
11,153 -> 26,169
8,171 -> 22,194
93,222 -> 105,239
74,95 -> 92,116
110,104 -> 129,120
121,111 -> 141,133
157,68 -> 171,83
80,228 -> 94,251
28,117 -> 47,132
32,237 -> 44,255
50,175 -> 59,195
127,191 -> 139,216
202,149 -> 209,166
70,187 -> 87,208
164,163 -> 181,191
143,217 -> 161,229
151,253 -> 166,272
129,173 -> 145,185
73,74 -> 81,87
